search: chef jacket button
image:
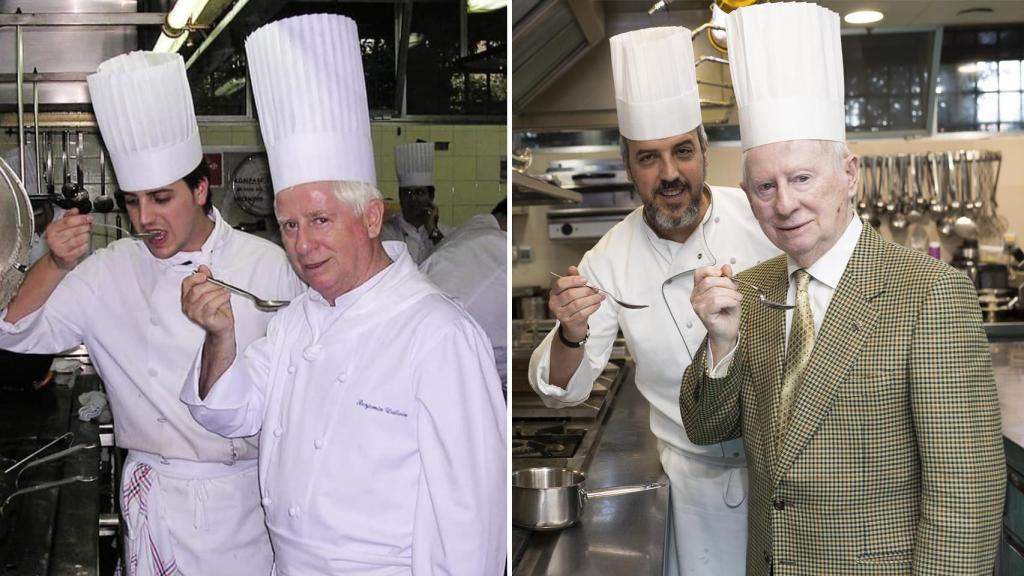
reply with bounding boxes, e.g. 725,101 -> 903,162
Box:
337,372 -> 347,383
288,505 -> 300,518
730,257 -> 737,264
273,428 -> 282,438
773,499 -> 786,511
715,216 -> 720,224
287,365 -> 296,375
261,497 -> 271,507
149,317 -> 159,326
147,368 -> 158,378
697,253 -> 702,260
314,439 -> 324,450
686,321 -> 693,329
156,417 -> 168,423
666,278 -> 672,285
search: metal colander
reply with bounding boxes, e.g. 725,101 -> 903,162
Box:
0,157 -> 33,310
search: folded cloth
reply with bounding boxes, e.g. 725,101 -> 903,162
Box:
78,390 -> 109,422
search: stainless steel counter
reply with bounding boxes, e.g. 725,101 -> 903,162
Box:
512,364 -> 670,576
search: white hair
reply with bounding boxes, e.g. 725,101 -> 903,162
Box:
741,140 -> 852,189
331,181 -> 382,216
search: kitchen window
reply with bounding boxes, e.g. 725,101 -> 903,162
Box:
937,25 -> 1024,133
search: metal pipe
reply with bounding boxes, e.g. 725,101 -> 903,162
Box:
16,25 -> 24,184
184,0 -> 252,69
0,13 -> 165,26
690,22 -> 725,39
33,75 -> 40,197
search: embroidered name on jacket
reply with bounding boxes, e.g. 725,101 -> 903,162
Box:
357,399 -> 408,418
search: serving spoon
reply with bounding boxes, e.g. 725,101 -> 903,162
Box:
726,276 -> 794,311
549,272 -> 648,310
201,273 -> 291,312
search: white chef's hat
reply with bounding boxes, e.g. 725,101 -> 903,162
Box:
610,27 -> 702,141
246,13 -> 376,194
727,2 -> 845,151
87,52 -> 202,192
395,142 -> 433,188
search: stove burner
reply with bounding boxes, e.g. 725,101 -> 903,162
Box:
510,432 -> 583,459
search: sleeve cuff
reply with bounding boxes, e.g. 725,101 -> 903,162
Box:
706,336 -> 740,378
0,306 -> 42,334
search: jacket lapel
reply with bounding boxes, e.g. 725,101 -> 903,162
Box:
772,225 -> 887,485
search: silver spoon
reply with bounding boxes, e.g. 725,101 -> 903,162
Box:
549,272 -> 648,310
92,222 -> 159,239
726,275 -> 794,311
202,274 -> 291,312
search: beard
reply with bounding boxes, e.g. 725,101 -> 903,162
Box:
642,178 -> 702,233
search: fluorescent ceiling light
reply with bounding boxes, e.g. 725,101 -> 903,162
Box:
844,10 -> 884,25
468,0 -> 506,13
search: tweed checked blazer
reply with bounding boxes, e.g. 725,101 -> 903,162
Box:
680,224 -> 1005,575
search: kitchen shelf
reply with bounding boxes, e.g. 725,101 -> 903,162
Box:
511,171 -> 581,206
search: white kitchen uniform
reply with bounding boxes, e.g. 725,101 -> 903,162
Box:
381,214 -> 453,265
182,241 -> 506,576
0,209 -> 303,576
529,186 -> 780,576
420,213 -> 507,392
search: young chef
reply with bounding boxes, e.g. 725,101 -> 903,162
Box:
380,141 -> 453,264
0,51 -> 302,575
179,14 -> 506,575
528,26 -> 779,576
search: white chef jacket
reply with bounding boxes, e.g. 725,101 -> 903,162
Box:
420,213 -> 507,392
529,185 -> 780,576
181,241 -> 506,576
380,213 -> 454,264
0,208 -> 303,462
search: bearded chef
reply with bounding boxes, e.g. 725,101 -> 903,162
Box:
179,14 -> 506,576
528,26 -> 779,576
380,141 -> 453,264
0,51 -> 302,575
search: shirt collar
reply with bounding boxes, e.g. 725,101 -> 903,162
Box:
787,214 -> 862,289
158,207 -> 227,271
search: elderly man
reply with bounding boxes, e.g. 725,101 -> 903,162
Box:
0,52 -> 301,575
528,26 -> 778,576
179,14 -> 506,576
420,198 -> 507,394
380,141 -> 453,264
681,4 -> 1004,575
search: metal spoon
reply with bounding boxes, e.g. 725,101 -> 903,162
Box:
202,274 -> 291,312
549,272 -> 648,310
92,222 -> 158,239
726,275 -> 794,311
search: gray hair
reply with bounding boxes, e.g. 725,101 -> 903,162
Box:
331,181 -> 382,216
618,124 -> 709,166
741,140 -> 852,190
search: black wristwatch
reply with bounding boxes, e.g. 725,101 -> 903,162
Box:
558,325 -> 588,348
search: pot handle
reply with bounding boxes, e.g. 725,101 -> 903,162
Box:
583,480 -> 665,500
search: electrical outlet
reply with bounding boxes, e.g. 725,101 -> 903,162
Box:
518,245 -> 533,263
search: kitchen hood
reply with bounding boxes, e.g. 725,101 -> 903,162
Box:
511,0 -> 604,112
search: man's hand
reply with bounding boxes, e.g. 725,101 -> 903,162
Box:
181,265 -> 235,338
424,203 -> 441,234
45,208 -> 91,271
549,266 -> 604,344
691,264 -> 743,360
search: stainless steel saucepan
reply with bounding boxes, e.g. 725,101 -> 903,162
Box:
512,467 -> 664,531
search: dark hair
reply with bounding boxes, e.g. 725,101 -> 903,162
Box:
114,158 -> 212,213
491,198 -> 506,217
183,158 -> 213,214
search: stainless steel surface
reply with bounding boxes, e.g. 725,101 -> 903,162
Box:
512,365 -> 670,576
512,466 -> 664,531
0,1 -> 140,107
205,276 -> 291,311
0,155 -> 34,310
550,272 -> 648,310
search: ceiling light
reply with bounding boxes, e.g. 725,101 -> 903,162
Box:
844,10 -> 884,25
468,0 -> 506,13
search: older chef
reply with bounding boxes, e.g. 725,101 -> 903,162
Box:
380,141 -> 453,263
682,3 -> 1003,573
420,199 -> 508,394
528,27 -> 779,576
0,52 -> 301,575
179,14 -> 506,576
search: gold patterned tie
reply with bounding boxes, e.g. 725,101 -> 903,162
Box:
779,269 -> 814,441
